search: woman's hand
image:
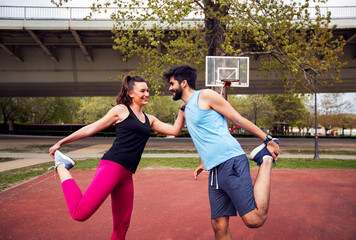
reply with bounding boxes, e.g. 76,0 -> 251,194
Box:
49,143 -> 62,159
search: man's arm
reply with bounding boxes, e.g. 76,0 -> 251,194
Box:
200,89 -> 279,159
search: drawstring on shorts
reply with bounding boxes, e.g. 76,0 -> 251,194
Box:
210,167 -> 219,189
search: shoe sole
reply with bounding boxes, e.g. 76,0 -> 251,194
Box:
249,143 -> 266,160
249,138 -> 279,160
55,150 -> 76,167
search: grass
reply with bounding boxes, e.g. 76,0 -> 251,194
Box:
69,157 -> 203,170
139,158 -> 200,169
0,162 -> 53,190
285,150 -> 356,155
1,157 -> 356,191
273,158 -> 356,169
0,158 -> 16,163
0,145 -> 85,154
0,148 -> 27,153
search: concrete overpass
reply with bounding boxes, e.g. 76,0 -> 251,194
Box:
0,5 -> 355,97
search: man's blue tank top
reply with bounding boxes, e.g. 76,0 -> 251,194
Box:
185,90 -> 245,171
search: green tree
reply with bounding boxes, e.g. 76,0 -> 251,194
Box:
318,113 -> 341,135
229,94 -> 274,128
29,97 -> 81,124
303,110 -> 314,135
350,115 -> 356,136
77,97 -> 115,124
315,93 -> 351,134
270,94 -> 306,132
144,96 -> 183,124
338,114 -> 353,136
295,120 -> 307,135
0,97 -> 30,132
54,0 -> 347,94
0,97 -> 83,132
293,102 -> 311,136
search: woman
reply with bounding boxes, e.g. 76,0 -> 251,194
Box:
49,75 -> 185,240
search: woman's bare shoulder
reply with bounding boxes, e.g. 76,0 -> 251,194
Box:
110,104 -> 129,121
112,104 -> 128,111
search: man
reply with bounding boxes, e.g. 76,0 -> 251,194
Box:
163,65 -> 279,239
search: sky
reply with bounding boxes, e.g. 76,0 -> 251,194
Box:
1,0 -> 355,113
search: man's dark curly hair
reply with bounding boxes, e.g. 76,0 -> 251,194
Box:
163,65 -> 196,89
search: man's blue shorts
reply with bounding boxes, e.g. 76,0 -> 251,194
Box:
208,154 -> 256,219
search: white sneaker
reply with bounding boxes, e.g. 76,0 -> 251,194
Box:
48,150 -> 76,171
249,138 -> 279,166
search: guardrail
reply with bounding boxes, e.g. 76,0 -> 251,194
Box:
0,5 -> 355,21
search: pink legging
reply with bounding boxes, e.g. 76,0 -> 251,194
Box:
61,160 -> 133,240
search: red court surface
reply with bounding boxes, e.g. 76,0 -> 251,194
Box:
1,168 -> 355,240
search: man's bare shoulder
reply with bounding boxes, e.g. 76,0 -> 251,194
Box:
199,88 -> 219,97
197,89 -> 223,110
199,88 -> 221,101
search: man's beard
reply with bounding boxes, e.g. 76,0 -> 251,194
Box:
172,86 -> 183,101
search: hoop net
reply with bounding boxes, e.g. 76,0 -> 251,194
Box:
220,79 -> 240,87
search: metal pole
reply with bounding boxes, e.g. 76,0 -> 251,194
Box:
70,110 -> 73,132
314,79 -> 320,160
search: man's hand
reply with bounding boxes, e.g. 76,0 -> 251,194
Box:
267,140 -> 279,160
180,103 -> 186,111
194,163 -> 206,180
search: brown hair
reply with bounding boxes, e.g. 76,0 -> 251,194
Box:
116,75 -> 147,106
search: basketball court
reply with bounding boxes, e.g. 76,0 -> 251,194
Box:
1,56 -> 355,239
1,168 -> 355,239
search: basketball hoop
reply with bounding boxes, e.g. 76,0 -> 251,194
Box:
205,56 -> 249,89
220,79 -> 239,87
220,79 -> 239,95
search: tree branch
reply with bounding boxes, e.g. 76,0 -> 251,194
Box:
192,0 -> 204,10
237,50 -> 278,56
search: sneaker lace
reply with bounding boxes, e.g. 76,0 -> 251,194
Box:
47,162 -> 63,171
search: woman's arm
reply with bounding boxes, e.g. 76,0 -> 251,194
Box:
148,108 -> 185,136
49,105 -> 126,157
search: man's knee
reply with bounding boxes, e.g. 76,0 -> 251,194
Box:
211,217 -> 229,233
242,212 -> 267,228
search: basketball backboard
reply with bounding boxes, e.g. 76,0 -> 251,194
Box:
206,56 -> 249,87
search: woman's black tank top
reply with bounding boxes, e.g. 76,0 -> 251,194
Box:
102,106 -> 151,173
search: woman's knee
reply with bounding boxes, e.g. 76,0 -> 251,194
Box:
69,206 -> 95,222
70,211 -> 91,222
